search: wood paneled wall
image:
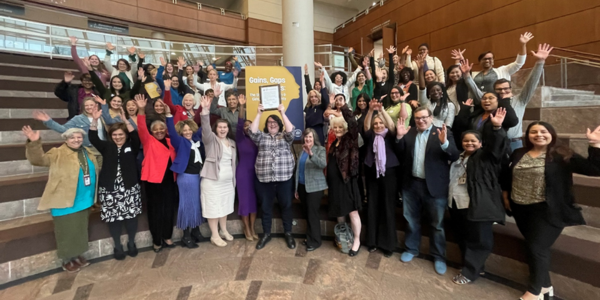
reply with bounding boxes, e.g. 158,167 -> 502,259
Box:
333,0 -> 600,69
246,18 -> 334,46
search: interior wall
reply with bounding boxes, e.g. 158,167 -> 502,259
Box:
333,0 -> 600,69
246,18 -> 334,46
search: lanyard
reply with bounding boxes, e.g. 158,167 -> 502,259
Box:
78,150 -> 90,176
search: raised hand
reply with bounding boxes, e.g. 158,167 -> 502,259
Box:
396,117 -> 410,138
82,57 -> 92,70
159,57 -> 167,67
386,45 -> 397,54
238,94 -> 246,105
127,46 -> 136,55
463,98 -> 474,107
362,56 -> 369,68
401,45 -> 409,55
32,110 -> 50,122
406,48 -> 412,56
304,63 -> 308,75
314,61 -> 323,69
200,95 -> 212,110
233,56 -> 238,61
64,71 -> 75,83
437,124 -> 448,144
106,42 -> 115,51
22,125 -> 40,142
531,43 -> 553,62
408,100 -> 419,109
177,56 -> 186,68
197,60 -> 204,66
213,84 -> 222,97
257,104 -> 265,114
378,52 -> 383,60
586,125 -> 600,146
91,106 -> 102,120
329,93 -> 335,105
378,95 -> 387,104
206,65 -> 214,72
164,78 -> 172,90
93,94 -> 106,105
375,67 -> 383,81
277,104 -> 285,114
368,99 -> 379,111
460,59 -> 473,74
451,49 -> 466,61
119,108 -> 127,121
490,107 -> 507,127
137,51 -> 145,59
302,143 -> 313,156
520,32 -> 534,44
400,93 -> 410,102
137,67 -> 144,80
233,68 -> 239,77
348,47 -> 354,54
69,36 -> 78,46
164,102 -> 171,115
368,48 -> 374,57
134,94 -> 147,109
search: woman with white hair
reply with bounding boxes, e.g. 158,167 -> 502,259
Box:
23,125 -> 99,273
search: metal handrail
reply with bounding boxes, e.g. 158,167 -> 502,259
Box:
553,47 -> 600,59
545,53 -> 600,90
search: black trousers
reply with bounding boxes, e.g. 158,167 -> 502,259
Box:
512,202 -> 563,295
449,201 -> 494,281
107,217 -> 138,247
255,178 -> 293,234
298,184 -> 323,248
145,170 -> 177,246
365,166 -> 398,252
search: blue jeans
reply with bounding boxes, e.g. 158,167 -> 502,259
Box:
255,178 -> 294,234
402,179 -> 447,262
510,139 -> 523,152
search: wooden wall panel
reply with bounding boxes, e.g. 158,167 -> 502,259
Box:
333,0 -> 600,71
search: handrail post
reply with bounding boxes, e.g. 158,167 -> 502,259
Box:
49,24 -> 53,60
565,59 -> 568,89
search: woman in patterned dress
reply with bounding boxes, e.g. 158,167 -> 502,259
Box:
89,109 -> 142,260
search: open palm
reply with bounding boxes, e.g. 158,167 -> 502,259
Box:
587,125 -> 600,144
531,43 -> 553,61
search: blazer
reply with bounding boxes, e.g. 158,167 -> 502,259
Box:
200,114 -> 237,184
166,116 -> 205,174
137,114 -> 177,183
394,125 -> 460,198
363,129 -> 400,169
295,145 -> 328,193
163,90 -> 200,125
54,80 -> 99,120
26,139 -> 99,211
502,147 -> 600,227
89,128 -> 140,191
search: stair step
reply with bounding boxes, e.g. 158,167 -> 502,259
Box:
0,118 -> 68,132
0,213 -> 52,239
0,160 -> 47,178
0,91 -> 58,99
0,97 -> 67,109
0,80 -> 58,92
0,53 -> 76,69
0,130 -> 63,145
0,141 -> 62,162
0,197 -> 44,223
540,106 -> 600,135
0,63 -> 80,79
0,173 -> 48,204
0,108 -> 67,119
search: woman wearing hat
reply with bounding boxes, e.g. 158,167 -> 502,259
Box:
315,61 -> 362,110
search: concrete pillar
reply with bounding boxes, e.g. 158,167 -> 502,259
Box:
282,0 -> 314,104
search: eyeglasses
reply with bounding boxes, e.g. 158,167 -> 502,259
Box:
495,87 -> 511,92
414,116 -> 430,121
267,121 -> 278,125
481,57 -> 494,61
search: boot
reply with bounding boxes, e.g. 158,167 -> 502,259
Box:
127,241 -> 138,257
181,228 -> 199,249
191,226 -> 204,243
114,245 -> 126,260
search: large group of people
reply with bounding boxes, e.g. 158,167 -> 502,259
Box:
23,34 -> 600,300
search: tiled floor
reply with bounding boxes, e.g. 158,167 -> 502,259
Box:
0,237 -> 523,300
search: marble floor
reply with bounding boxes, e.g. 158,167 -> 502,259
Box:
0,237 -> 523,300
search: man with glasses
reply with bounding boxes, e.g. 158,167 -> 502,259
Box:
463,32 -> 534,93
462,44 -> 553,151
54,72 -> 99,120
409,43 -> 445,85
394,107 -> 460,275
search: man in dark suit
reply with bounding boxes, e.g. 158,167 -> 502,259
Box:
394,106 -> 460,275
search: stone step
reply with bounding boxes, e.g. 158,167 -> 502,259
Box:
0,52 -> 77,70
0,118 -> 68,132
0,108 -> 67,119
539,106 -> 600,135
0,141 -> 62,162
0,63 -> 80,80
0,160 -> 47,178
0,97 -> 67,110
0,205 -> 49,231
0,90 -> 61,99
0,79 -> 58,92
0,130 -> 63,145
0,173 -> 48,205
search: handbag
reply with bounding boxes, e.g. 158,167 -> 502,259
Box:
334,222 -> 354,254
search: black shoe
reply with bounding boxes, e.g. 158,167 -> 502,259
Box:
191,227 -> 204,243
368,246 -> 377,253
162,240 -> 176,248
256,234 -> 272,250
181,236 -> 199,249
153,244 -> 162,253
349,245 -> 361,257
114,246 -> 126,260
382,250 -> 393,258
284,233 -> 296,249
127,241 -> 138,257
306,245 -> 318,252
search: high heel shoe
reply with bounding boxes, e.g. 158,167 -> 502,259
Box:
219,230 -> 234,241
348,245 -> 361,257
542,286 -> 554,297
244,229 -> 254,241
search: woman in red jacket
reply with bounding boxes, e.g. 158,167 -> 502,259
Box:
134,94 -> 178,253
162,79 -> 199,125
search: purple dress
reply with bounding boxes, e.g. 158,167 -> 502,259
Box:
236,117 -> 258,216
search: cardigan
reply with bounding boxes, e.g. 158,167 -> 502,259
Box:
295,145 -> 328,193
199,114 -> 237,184
25,139 -> 99,211
502,147 -> 600,227
89,128 -> 140,191
137,114 -> 177,183
166,116 -> 205,174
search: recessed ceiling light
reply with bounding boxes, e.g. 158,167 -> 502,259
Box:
171,52 -> 176,55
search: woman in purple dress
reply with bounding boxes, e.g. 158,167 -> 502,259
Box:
236,94 -> 259,240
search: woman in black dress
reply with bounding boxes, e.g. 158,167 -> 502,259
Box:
327,94 -> 362,256
89,110 -> 142,260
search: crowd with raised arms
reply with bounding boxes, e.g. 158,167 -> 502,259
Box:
23,33 -> 600,300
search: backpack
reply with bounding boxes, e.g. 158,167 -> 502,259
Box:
334,222 -> 354,254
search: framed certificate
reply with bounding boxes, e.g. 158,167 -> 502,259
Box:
259,84 -> 281,111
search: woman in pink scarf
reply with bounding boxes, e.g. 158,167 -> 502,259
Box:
363,98 -> 402,257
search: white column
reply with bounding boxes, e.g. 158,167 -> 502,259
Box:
282,0 -> 314,105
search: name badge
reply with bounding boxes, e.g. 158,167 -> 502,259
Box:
124,147 -> 132,153
84,175 -> 91,186
458,175 -> 466,185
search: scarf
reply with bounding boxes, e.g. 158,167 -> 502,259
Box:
191,141 -> 203,164
67,145 -> 90,176
373,128 -> 388,178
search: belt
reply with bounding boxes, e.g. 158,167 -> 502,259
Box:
411,176 -> 426,182
510,138 -> 522,142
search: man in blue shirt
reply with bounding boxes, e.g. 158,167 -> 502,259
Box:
394,107 -> 460,275
211,57 -> 241,85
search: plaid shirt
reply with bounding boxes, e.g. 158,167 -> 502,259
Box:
250,128 -> 296,183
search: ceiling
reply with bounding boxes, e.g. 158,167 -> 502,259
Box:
191,0 -> 376,12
